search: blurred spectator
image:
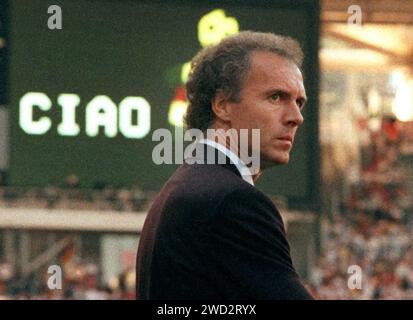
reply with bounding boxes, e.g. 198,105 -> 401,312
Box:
64,174 -> 80,189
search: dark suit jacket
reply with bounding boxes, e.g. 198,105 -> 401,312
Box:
136,144 -> 313,299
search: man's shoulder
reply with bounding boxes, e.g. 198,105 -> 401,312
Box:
149,163 -> 269,223
165,162 -> 253,205
216,183 -> 282,225
158,163 -> 277,218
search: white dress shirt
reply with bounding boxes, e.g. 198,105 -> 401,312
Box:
198,138 -> 254,186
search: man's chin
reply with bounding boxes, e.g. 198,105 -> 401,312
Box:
260,153 -> 290,168
273,157 -> 290,166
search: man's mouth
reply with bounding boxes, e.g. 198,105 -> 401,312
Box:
277,135 -> 293,143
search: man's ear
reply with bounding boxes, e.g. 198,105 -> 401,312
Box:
211,90 -> 232,123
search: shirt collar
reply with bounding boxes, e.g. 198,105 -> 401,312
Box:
198,138 -> 254,186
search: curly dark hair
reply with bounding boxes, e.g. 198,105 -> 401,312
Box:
185,31 -> 303,131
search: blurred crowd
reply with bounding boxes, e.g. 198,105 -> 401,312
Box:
308,214 -> 413,299
0,174 -> 151,212
0,260 -> 135,300
308,118 -> 413,299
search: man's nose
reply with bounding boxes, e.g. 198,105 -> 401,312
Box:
285,102 -> 304,127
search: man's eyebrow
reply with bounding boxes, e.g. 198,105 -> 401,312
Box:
264,88 -> 289,96
265,88 -> 307,100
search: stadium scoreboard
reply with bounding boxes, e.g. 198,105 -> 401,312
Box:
6,0 -> 320,210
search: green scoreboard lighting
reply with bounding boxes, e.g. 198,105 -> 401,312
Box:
7,0 -> 320,211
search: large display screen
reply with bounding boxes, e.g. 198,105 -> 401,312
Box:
7,0 -> 320,209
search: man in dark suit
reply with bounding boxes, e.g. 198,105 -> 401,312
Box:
136,31 -> 313,299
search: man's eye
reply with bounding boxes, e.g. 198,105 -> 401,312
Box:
297,100 -> 306,110
270,93 -> 281,101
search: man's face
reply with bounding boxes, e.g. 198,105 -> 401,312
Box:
227,51 -> 306,168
